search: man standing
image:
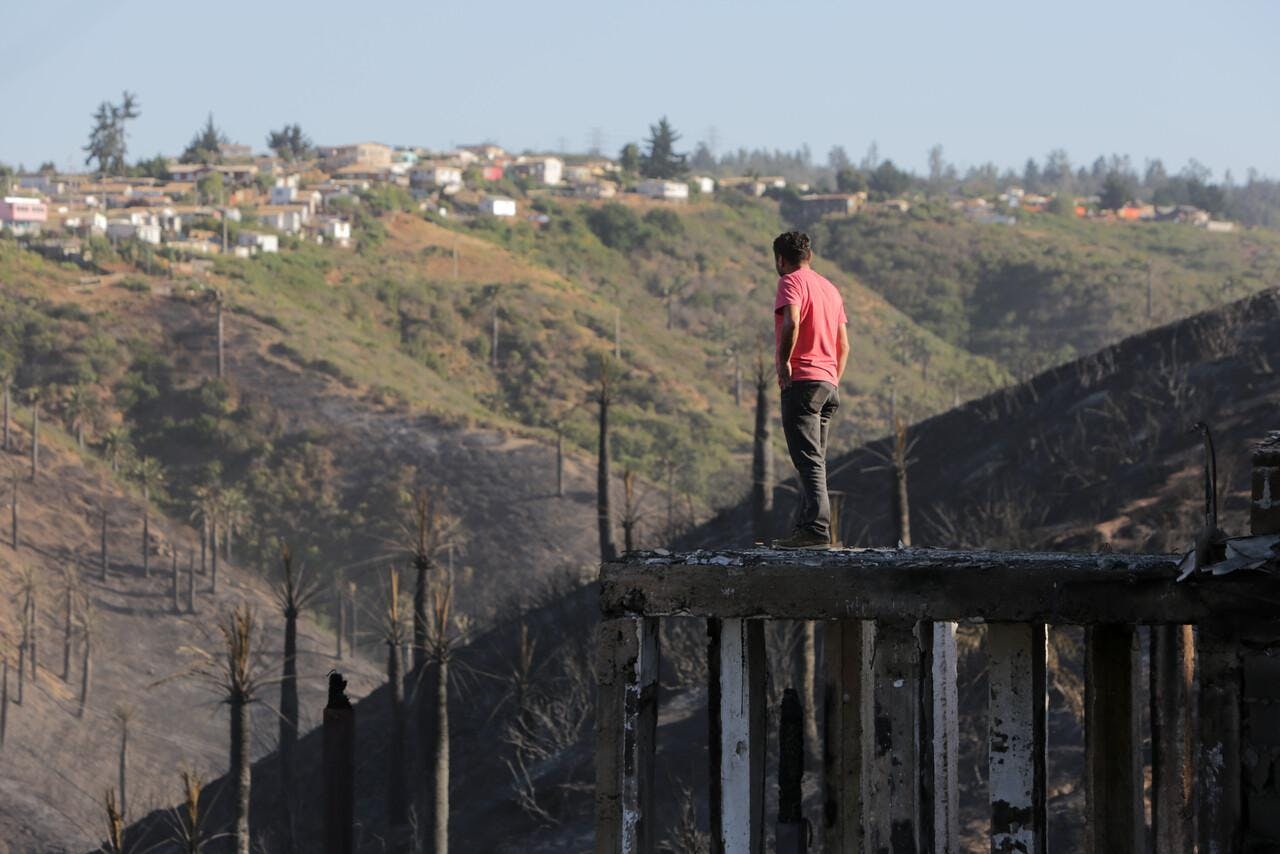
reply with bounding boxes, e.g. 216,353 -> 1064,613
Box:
771,231 -> 849,549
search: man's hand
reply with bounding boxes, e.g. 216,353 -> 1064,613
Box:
777,360 -> 792,390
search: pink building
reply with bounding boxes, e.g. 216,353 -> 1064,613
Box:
0,196 -> 48,233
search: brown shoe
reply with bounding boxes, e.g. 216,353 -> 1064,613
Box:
772,531 -> 831,550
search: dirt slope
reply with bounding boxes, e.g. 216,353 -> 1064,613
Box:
0,420 -> 382,853
110,290 -> 1280,852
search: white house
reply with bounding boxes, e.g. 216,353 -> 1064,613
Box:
480,197 -> 517,217
106,219 -> 161,244
319,142 -> 393,169
238,231 -> 279,253
575,180 -> 617,199
258,206 -> 307,233
320,217 -> 352,246
637,179 -> 690,201
64,210 -> 108,236
690,175 -> 716,194
455,144 -> 507,164
411,164 -> 463,189
509,156 -> 563,186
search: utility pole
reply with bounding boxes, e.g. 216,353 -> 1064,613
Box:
1152,262 -> 1162,322
452,238 -> 459,280
614,306 -> 621,361
733,350 -> 742,407
491,305 -> 499,371
216,291 -> 225,380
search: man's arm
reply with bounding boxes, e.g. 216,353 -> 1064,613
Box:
836,322 -> 849,382
776,303 -> 800,388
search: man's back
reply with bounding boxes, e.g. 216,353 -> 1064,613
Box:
774,267 -> 847,386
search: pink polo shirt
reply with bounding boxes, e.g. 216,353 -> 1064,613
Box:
774,267 -> 847,385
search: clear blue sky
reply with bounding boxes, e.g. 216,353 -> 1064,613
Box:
3,0 -> 1277,178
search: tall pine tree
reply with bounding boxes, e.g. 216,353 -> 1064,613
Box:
641,117 -> 687,179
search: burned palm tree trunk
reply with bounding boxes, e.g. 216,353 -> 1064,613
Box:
114,706 -> 131,820
379,568 -> 409,836
596,367 -> 618,563
141,488 -> 151,579
29,399 -> 38,481
186,550 -> 196,614
387,629 -> 408,831
275,547 -> 316,853
2,379 -> 9,452
427,577 -> 457,854
555,425 -> 564,498
751,358 -> 773,544
27,590 -> 37,677
216,292 -> 225,380
10,478 -> 17,550
280,598 -> 299,844
15,639 -> 23,706
230,686 -> 251,854
62,584 -> 73,681
171,550 -> 181,613
200,518 -> 208,575
104,789 -> 124,854
100,509 -> 109,580
413,554 -> 429,673
621,468 -> 638,553
178,770 -> 206,854
432,652 -> 450,854
0,656 -> 7,745
347,582 -> 358,655
78,612 -> 92,716
209,518 -> 218,594
335,585 -> 346,661
893,417 -> 912,547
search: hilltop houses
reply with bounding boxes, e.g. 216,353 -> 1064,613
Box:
0,196 -> 48,235
319,142 -> 393,170
636,179 -> 689,201
508,156 -> 563,186
480,196 -> 517,217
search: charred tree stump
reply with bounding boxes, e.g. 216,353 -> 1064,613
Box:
323,672 -> 355,854
1085,624 -> 1143,854
1198,624 -> 1242,854
776,688 -> 808,853
823,620 -> 869,853
1150,624 -> 1195,852
595,617 -> 659,854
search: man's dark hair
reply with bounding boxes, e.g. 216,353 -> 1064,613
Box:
773,231 -> 812,266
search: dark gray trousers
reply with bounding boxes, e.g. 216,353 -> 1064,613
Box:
780,380 -> 839,537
